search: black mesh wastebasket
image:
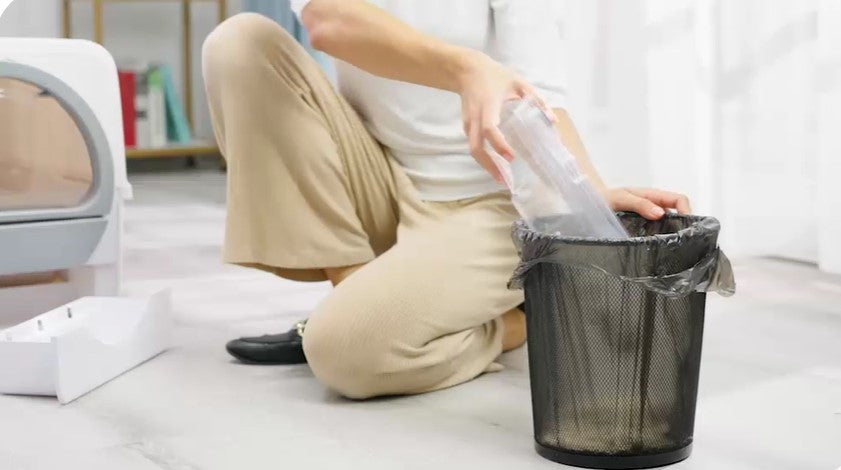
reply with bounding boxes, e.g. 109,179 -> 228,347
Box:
510,213 -> 735,469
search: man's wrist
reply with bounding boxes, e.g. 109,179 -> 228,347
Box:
447,48 -> 485,94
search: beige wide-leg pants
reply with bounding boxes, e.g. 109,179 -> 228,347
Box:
202,13 -> 523,399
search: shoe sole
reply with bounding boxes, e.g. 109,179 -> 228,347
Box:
226,345 -> 307,365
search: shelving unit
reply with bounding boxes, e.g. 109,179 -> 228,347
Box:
124,139 -> 220,158
61,0 -> 227,159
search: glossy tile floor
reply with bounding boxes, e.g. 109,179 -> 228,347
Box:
2,167 -> 840,470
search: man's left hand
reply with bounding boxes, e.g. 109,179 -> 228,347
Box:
603,187 -> 692,220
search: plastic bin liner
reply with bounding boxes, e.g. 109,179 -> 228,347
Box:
510,213 -> 734,297
509,212 -> 735,468
491,98 -> 628,239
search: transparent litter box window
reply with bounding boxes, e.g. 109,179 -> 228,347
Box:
0,78 -> 93,210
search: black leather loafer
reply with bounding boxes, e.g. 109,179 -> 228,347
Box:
226,320 -> 307,365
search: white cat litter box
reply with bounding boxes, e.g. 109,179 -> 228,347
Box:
0,38 -> 132,324
0,38 -> 172,404
0,290 -> 171,404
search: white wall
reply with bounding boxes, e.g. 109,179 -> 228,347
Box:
0,0 -> 60,37
557,0 -> 841,272
558,0 -> 652,190
814,0 -> 841,274
0,0 -> 241,139
0,1 -> 11,21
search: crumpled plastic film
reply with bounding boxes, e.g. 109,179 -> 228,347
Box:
491,98 -> 629,239
509,212 -> 735,297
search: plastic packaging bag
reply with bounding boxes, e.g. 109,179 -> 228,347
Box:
490,98 -> 628,239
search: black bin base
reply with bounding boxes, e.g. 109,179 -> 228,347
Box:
535,442 -> 692,469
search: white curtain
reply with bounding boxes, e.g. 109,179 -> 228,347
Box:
556,0 -> 841,273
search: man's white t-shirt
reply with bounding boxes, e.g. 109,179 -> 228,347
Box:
291,0 -> 566,201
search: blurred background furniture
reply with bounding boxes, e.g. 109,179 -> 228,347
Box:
242,0 -> 334,77
61,0 -> 227,161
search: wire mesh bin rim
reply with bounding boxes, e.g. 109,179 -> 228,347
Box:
513,212 -> 720,248
509,213 -> 736,297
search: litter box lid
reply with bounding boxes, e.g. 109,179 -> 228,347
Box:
0,56 -> 118,275
0,60 -> 114,223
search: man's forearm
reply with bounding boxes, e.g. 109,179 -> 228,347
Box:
552,109 -> 607,191
301,0 -> 479,92
301,0 -> 570,178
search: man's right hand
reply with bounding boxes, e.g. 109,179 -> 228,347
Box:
300,0 -> 554,183
456,51 -> 554,183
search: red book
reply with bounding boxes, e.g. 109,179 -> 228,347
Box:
118,71 -> 136,147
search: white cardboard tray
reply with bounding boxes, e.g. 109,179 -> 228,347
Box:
0,290 -> 171,404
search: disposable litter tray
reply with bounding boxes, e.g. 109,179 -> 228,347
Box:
510,213 -> 735,469
0,290 -> 171,404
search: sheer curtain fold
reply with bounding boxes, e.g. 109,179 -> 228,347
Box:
558,0 -> 841,273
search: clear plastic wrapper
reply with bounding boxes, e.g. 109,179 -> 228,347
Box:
491,98 -> 628,239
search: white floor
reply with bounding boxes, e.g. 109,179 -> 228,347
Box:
2,168 -> 841,470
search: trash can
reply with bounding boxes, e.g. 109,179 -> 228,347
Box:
510,212 -> 735,469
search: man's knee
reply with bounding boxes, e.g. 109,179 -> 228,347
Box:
302,312 -> 390,400
202,13 -> 294,78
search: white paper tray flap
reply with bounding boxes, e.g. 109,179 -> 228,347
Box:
0,290 -> 171,404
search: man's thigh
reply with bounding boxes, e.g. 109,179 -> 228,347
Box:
308,192 -> 523,347
203,13 -> 401,276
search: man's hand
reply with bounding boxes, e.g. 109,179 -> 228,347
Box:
301,1 -> 553,182
603,187 -> 692,220
549,112 -> 691,221
456,52 -> 554,183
